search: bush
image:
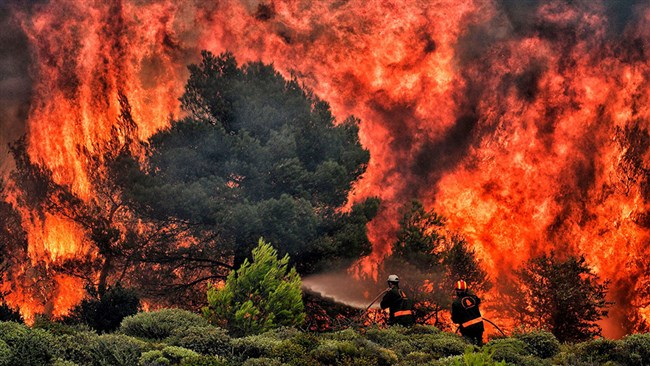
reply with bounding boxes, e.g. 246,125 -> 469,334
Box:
232,334 -> 282,359
0,339 -> 11,366
574,338 -> 626,365
364,326 -> 408,349
139,350 -> 170,366
242,358 -> 282,366
53,330 -> 100,365
168,326 -> 231,356
52,359 -> 80,366
161,346 -> 200,363
203,239 -> 305,336
121,309 -> 209,340
92,333 -> 149,366
309,338 -> 397,366
65,285 -> 141,333
514,330 -> 560,358
8,327 -> 57,366
410,332 -> 467,359
0,321 -> 28,345
180,355 -> 230,366
621,333 -> 650,365
485,338 -> 530,365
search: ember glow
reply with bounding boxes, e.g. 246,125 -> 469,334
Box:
2,0 -> 650,336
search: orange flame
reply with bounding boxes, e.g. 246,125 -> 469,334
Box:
2,0 -> 650,336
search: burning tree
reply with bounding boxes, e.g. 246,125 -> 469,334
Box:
498,252 -> 611,343
118,51 -> 376,288
381,200 -> 490,328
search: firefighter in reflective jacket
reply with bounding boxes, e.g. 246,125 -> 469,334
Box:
380,274 -> 415,326
451,280 -> 484,346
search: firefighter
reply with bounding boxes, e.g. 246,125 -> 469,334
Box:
380,274 -> 415,326
451,280 -> 484,346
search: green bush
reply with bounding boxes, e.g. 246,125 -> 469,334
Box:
8,327 -> 57,366
364,326 -> 408,348
0,339 -> 11,366
242,358 -> 282,366
52,359 -> 80,366
121,309 -> 209,340
232,334 -> 282,359
92,333 -> 149,366
53,330 -> 100,365
514,330 -> 560,358
410,332 -> 467,359
401,351 -> 434,364
0,321 -> 28,345
621,333 -> 650,365
179,355 -> 230,366
161,346 -> 200,363
485,338 -> 530,365
168,326 -> 231,356
66,285 -> 141,333
203,239 -> 305,337
139,350 -> 170,366
575,338 -> 626,365
309,338 -> 397,366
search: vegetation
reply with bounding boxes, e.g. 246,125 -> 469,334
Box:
0,318 -> 647,365
498,252 -> 611,343
381,200 -> 490,328
203,239 -> 305,336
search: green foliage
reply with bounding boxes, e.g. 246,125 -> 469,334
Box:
446,348 -> 508,366
0,339 -> 11,366
65,284 -> 141,333
499,252 -> 610,343
167,326 -> 231,356
52,359 -> 79,366
120,51 -> 375,295
91,333 -> 149,366
121,309 -> 209,340
161,346 -> 200,364
203,239 -> 305,336
0,321 -> 28,344
484,338 -> 531,365
6,327 -> 57,366
309,338 -> 397,366
53,330 -> 100,365
620,333 -> 650,365
139,350 -> 170,366
514,330 -> 560,358
179,355 -> 229,366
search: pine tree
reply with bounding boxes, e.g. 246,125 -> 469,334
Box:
203,238 -> 305,336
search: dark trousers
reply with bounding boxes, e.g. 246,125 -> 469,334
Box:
460,325 -> 484,346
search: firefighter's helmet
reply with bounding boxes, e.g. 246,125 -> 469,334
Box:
455,280 -> 468,292
387,274 -> 399,285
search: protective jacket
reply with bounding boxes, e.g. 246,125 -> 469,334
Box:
451,292 -> 484,345
380,287 -> 415,326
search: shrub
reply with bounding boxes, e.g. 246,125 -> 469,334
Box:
232,334 -> 282,359
364,326 -> 408,348
161,346 -> 200,364
514,330 -> 560,358
203,239 -> 305,336
0,321 -> 28,345
309,338 -> 397,366
139,350 -> 170,366
8,327 -> 57,366
92,333 -> 148,366
52,359 -> 80,366
401,351 -> 434,364
485,338 -> 530,365
410,332 -> 467,359
54,330 -> 100,365
65,284 -> 141,333
168,326 -> 231,356
0,339 -> 11,366
121,309 -> 209,340
180,355 -> 230,366
574,338 -> 626,365
621,333 -> 650,365
242,358 -> 282,366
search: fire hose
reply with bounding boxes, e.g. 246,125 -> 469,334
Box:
356,288 -> 389,321
455,318 -> 507,337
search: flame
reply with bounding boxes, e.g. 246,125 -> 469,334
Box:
2,0 -> 650,336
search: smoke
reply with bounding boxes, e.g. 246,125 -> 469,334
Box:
302,271 -> 387,309
0,2 -> 31,176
